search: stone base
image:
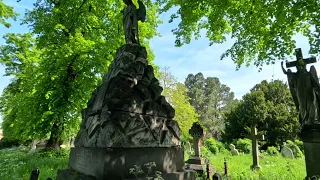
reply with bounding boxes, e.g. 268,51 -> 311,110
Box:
301,129 -> 320,178
57,168 -> 195,180
57,147 -> 193,180
185,157 -> 205,174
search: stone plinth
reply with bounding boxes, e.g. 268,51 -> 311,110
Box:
57,147 -> 193,180
301,126 -> 320,178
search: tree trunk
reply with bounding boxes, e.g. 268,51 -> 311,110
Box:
46,123 -> 62,151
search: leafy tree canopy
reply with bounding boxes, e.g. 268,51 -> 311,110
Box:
223,80 -> 300,146
157,67 -> 198,140
0,1 -> 18,27
184,72 -> 235,139
156,0 -> 320,69
0,0 -> 161,149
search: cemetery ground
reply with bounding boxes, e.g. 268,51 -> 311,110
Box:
0,144 -> 305,180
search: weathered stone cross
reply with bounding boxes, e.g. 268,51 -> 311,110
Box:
189,122 -> 205,157
246,126 -> 265,170
286,48 -> 316,68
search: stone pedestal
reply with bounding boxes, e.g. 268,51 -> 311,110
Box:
57,147 -> 193,180
301,126 -> 320,178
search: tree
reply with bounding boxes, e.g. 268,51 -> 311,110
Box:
0,1 -> 18,27
223,80 -> 300,146
157,68 -> 198,140
184,72 -> 235,139
0,33 -> 41,141
156,0 -> 320,69
0,0 -> 160,150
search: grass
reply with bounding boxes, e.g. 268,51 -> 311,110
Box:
0,146 -> 68,180
205,151 -> 306,180
0,146 -> 306,180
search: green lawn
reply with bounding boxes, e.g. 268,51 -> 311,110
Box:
0,146 -> 306,180
0,147 -> 68,180
206,152 -> 306,180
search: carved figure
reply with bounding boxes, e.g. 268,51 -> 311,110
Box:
281,48 -> 320,126
122,0 -> 146,45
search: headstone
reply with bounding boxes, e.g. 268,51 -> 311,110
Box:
30,168 -> 40,180
29,140 -> 38,153
185,122 -> 205,174
281,144 -> 294,159
245,126 -> 265,170
212,173 -> 222,180
229,144 -> 239,156
56,44 -> 194,180
282,48 -> 320,178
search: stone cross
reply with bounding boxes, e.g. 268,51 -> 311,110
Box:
286,48 -> 316,68
189,122 -> 205,157
246,126 -> 265,170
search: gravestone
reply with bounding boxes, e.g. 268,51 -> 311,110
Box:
56,44 -> 194,179
282,48 -> 320,178
229,144 -> 239,156
185,122 -> 205,173
246,126 -> 265,170
29,140 -> 38,153
281,143 -> 294,159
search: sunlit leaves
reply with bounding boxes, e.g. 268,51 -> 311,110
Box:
157,0 -> 320,69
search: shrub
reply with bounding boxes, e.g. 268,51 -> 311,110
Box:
0,137 -> 20,149
286,140 -> 303,158
266,146 -> 279,156
36,148 -> 69,158
294,139 -> 304,153
234,138 -> 252,154
205,138 -> 225,154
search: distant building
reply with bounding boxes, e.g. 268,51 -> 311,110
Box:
0,129 -> 3,140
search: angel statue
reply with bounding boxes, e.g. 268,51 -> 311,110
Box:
121,0 -> 146,45
281,48 -> 320,129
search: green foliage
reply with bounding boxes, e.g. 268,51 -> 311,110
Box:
156,0 -> 320,69
223,80 -> 300,147
234,138 -> 252,154
208,152 -> 306,179
184,72 -> 235,139
0,148 -> 68,179
294,139 -> 304,153
157,67 -> 198,139
0,1 -> 18,28
266,146 -> 280,156
285,140 -> 304,158
128,162 -> 163,179
36,148 -> 70,159
205,138 -> 226,155
0,137 -> 21,149
0,0 -> 160,148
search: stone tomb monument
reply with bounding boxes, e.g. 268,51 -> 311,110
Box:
282,48 -> 320,178
57,1 -> 193,179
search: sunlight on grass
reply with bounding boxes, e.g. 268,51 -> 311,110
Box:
0,147 -> 68,180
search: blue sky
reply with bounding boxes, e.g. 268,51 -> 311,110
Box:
0,0 -> 318,122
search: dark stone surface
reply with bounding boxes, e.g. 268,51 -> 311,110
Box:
303,142 -> 320,178
57,169 -> 194,180
74,44 -> 180,148
63,147 -> 185,179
